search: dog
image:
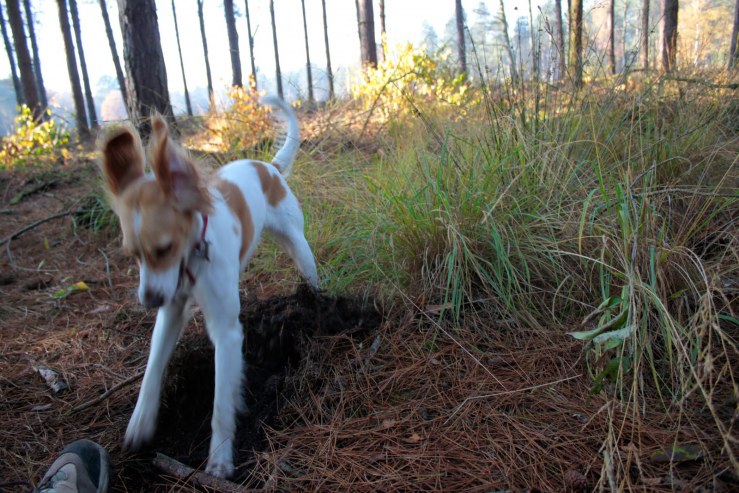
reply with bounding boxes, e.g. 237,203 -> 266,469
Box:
99,96 -> 318,477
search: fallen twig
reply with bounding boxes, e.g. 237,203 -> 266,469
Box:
445,374 -> 581,424
153,453 -> 259,493
0,209 -> 81,247
71,371 -> 144,414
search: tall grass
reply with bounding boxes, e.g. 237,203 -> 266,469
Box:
296,76 -> 736,427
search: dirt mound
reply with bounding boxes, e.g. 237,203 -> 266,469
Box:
121,285 -> 382,488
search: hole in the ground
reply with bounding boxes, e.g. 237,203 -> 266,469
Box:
154,285 -> 382,485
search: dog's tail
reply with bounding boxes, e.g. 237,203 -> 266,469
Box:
262,95 -> 300,178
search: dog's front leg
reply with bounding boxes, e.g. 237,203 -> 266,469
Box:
124,300 -> 187,449
198,286 -> 244,479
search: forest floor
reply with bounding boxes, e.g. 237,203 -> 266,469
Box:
0,137 -> 735,492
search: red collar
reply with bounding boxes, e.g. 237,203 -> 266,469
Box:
184,214 -> 209,284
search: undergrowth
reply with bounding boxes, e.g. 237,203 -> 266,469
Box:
289,70 -> 737,480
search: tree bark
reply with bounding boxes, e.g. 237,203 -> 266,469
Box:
117,0 -> 174,135
6,0 -> 41,117
455,0 -> 466,77
55,0 -> 88,138
300,0 -> 314,104
223,0 -> 241,87
321,0 -> 334,99
554,0 -> 566,80
171,0 -> 192,116
357,0 -> 377,68
0,5 -> 23,106
497,0 -> 518,82
729,0 -> 738,69
606,0 -> 615,74
196,0 -> 214,111
69,0 -> 98,128
244,1 -> 257,89
569,0 -> 584,87
99,0 -> 129,117
659,0 -> 679,73
269,0 -> 283,98
22,0 -> 47,111
641,0 -> 650,70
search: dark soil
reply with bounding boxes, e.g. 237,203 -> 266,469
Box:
117,285 -> 382,490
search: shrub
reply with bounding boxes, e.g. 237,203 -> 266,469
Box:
0,106 -> 70,168
206,85 -> 273,155
350,43 -> 472,119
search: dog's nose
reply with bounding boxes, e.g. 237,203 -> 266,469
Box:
142,289 -> 165,309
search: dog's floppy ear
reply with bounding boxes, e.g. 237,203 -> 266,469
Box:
99,125 -> 145,196
148,113 -> 212,212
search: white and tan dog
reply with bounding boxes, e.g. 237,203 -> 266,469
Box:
100,96 -> 318,477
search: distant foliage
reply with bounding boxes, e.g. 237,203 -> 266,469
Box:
0,106 -> 70,168
208,85 -> 273,153
350,43 -> 471,117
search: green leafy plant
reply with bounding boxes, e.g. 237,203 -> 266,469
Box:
0,106 -> 70,168
350,43 -> 473,119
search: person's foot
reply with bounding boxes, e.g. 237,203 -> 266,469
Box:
36,439 -> 109,493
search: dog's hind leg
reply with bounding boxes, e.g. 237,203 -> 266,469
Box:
273,229 -> 319,289
124,298 -> 187,449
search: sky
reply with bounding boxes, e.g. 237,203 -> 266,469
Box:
0,1 -> 541,115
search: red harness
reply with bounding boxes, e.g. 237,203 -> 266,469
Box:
183,214 -> 209,284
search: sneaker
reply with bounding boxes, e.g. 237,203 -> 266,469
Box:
36,439 -> 109,493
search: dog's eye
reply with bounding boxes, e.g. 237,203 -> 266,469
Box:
154,243 -> 173,258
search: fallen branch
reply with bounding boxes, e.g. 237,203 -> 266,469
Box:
153,453 -> 259,493
664,76 -> 739,90
0,209 -> 81,247
71,371 -> 144,414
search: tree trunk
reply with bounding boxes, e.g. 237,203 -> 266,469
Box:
659,0 -> 678,73
641,0 -> 650,69
117,0 -> 174,135
354,0 -> 363,59
55,0 -> 88,138
528,0 -> 538,81
357,0 -> 377,68
569,0 -> 584,87
455,0 -> 466,77
300,0 -> 314,104
554,0 -> 566,80
99,0 -> 129,117
731,0 -> 739,69
0,5 -> 23,106
606,0 -> 615,74
196,0 -> 215,111
22,0 -> 47,112
379,0 -> 386,60
244,0 -> 257,89
497,0 -> 518,82
69,0 -> 98,128
171,0 -> 192,116
6,0 -> 41,118
269,0 -> 283,98
320,0 -> 334,99
223,0 -> 241,87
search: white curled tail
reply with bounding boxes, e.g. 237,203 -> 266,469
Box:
262,95 -> 300,177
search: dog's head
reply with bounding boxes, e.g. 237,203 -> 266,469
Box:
100,115 -> 212,308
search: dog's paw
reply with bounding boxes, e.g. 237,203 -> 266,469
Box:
205,456 -> 234,478
123,405 -> 157,450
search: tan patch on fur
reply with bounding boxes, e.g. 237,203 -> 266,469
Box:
117,180 -> 193,272
213,178 -> 254,261
251,161 -> 287,206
